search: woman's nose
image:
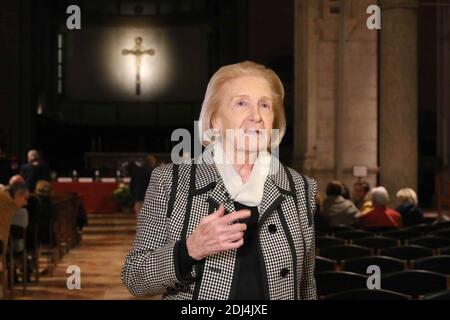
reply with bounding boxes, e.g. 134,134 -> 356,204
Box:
250,104 -> 262,122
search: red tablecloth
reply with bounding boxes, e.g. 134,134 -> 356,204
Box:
52,182 -> 120,214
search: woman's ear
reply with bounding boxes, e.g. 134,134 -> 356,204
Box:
211,113 -> 221,131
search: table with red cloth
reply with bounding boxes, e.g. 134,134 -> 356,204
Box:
52,182 -> 120,214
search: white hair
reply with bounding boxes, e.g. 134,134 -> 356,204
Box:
371,186 -> 390,206
27,149 -> 39,162
396,188 -> 418,206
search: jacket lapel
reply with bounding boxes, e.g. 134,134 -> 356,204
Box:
193,146 -> 236,214
258,156 -> 292,223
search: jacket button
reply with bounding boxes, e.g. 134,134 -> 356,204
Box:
268,224 -> 277,234
280,268 -> 290,278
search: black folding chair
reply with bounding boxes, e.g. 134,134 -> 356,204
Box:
433,228 -> 450,239
335,230 -> 373,242
441,246 -> 450,255
363,227 -> 397,234
315,256 -> 337,273
380,245 -> 433,261
409,235 -> 450,250
412,255 -> 450,275
323,288 -> 409,300
318,245 -> 371,262
354,236 -> 399,252
424,290 -> 450,300
407,223 -> 440,235
10,225 -> 27,294
433,221 -> 450,230
382,228 -> 422,243
342,256 -> 406,274
316,271 -> 367,296
381,270 -> 447,298
423,217 -> 437,225
328,225 -> 355,235
316,236 -> 345,249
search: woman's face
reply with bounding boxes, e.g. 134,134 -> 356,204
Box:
212,76 -> 275,153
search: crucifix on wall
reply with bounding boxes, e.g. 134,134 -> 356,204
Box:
122,37 -> 155,95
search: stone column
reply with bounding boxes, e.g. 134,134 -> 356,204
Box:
293,0 -> 318,174
379,0 -> 418,198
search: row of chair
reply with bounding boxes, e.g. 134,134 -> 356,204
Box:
317,234 -> 450,252
1,192 -> 81,299
318,227 -> 450,242
317,221 -> 450,238
316,254 -> 450,275
316,270 -> 450,299
317,244 -> 450,261
315,221 -> 450,299
322,288 -> 450,300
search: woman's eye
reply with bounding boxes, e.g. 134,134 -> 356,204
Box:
236,100 -> 247,107
260,102 -> 271,109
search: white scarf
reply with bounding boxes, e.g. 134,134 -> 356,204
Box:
213,140 -> 271,207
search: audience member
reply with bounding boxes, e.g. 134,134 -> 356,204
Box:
358,186 -> 402,229
130,154 -> 157,214
7,182 -> 30,253
353,181 -> 374,215
395,188 -> 424,226
320,181 -> 360,227
20,149 -> 50,192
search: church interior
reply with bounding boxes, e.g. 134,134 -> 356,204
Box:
1,0 -> 450,301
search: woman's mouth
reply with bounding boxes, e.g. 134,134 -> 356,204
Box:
244,129 -> 262,135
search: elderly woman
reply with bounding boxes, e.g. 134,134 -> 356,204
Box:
358,186 -> 402,229
395,188 -> 424,226
122,61 -> 318,300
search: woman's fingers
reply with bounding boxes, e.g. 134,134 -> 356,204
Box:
225,238 -> 245,250
227,222 -> 247,233
225,231 -> 245,242
202,204 -> 225,223
221,209 -> 251,224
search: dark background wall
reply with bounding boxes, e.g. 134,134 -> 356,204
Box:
0,0 -> 295,174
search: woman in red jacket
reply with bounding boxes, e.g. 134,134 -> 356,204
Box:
358,186 -> 403,229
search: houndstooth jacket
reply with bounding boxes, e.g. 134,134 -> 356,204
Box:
121,147 -> 318,300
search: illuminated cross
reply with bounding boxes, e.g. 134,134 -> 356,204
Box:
122,37 -> 155,95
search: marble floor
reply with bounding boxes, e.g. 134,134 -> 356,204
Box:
12,213 -> 161,300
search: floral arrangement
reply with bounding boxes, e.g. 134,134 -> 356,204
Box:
112,183 -> 132,208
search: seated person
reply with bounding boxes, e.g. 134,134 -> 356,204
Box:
7,182 -> 29,253
20,150 -> 50,192
395,188 -> 424,226
353,181 -> 374,215
320,181 -> 360,227
34,180 -> 56,245
358,186 -> 402,229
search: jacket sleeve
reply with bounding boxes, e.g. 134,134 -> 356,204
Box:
300,177 -> 318,300
121,165 -> 193,296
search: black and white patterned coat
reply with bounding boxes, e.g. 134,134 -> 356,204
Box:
122,148 -> 318,300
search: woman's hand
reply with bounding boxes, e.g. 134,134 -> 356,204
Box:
186,204 -> 250,261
